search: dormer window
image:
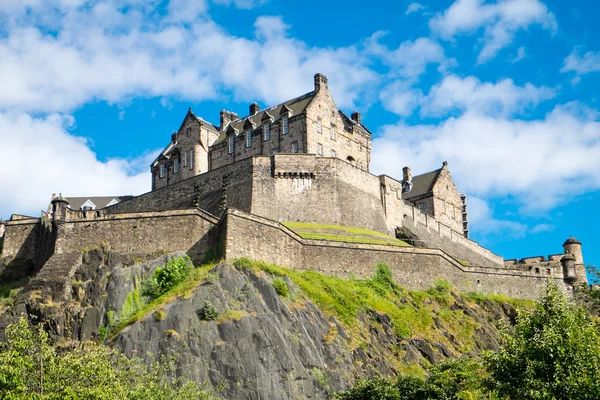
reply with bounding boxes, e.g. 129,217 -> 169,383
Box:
264,124 -> 270,141
282,116 -> 289,134
174,158 -> 180,173
228,136 -> 235,154
317,118 -> 322,134
159,164 -> 165,178
246,129 -> 252,147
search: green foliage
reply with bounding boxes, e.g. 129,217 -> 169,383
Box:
311,368 -> 332,394
282,222 -> 411,247
427,279 -> 453,305
198,301 -> 219,321
121,286 -> 145,321
142,255 -> 193,300
271,278 -> 289,297
486,281 -> 600,399
0,317 -> 216,399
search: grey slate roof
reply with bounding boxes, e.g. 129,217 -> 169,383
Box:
402,168 -> 443,200
212,90 -> 317,145
65,196 -> 133,210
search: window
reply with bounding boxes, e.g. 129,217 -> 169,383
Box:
282,116 -> 289,134
418,203 -> 424,212
159,163 -> 165,178
246,129 -> 252,147
184,151 -> 188,167
228,136 -> 234,154
317,143 -> 323,156
264,124 -> 270,141
292,141 -> 298,153
451,205 -> 455,218
359,162 -> 363,170
442,200 -> 446,214
317,118 -> 322,133
190,150 -> 194,169
331,150 -> 336,158
330,124 -> 336,140
359,145 -> 363,152
174,158 -> 180,173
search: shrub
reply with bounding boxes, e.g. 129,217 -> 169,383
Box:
272,278 -> 289,297
153,309 -> 167,321
198,301 -> 219,321
142,255 -> 193,300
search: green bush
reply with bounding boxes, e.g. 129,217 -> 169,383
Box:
198,301 -> 219,321
272,278 -> 289,297
142,255 -> 193,300
153,309 -> 167,321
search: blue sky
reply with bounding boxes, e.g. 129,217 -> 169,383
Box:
1,0 -> 599,271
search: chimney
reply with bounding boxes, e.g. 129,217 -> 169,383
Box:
220,110 -> 236,131
314,73 -> 328,92
402,166 -> 412,183
249,102 -> 260,116
351,111 -> 361,124
171,132 -> 177,143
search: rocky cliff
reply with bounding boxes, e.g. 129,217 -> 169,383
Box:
0,249 -> 524,400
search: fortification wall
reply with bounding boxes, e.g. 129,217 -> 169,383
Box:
55,209 -> 219,264
222,209 -> 566,300
1,218 -> 39,262
250,155 -> 388,232
107,158 -> 255,216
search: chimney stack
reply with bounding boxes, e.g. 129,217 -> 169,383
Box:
171,132 -> 177,143
250,102 -> 260,116
220,110 -> 239,131
351,111 -> 361,124
314,73 -> 328,92
402,166 -> 412,183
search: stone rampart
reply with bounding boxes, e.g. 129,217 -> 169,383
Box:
54,209 -> 219,264
2,218 -> 40,262
222,209 -> 566,300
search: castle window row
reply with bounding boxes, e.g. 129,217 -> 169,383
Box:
292,141 -> 298,153
264,124 -> 270,141
174,158 -> 179,173
317,143 -> 323,156
282,116 -> 289,134
317,118 -> 322,134
246,129 -> 252,148
330,124 -> 336,140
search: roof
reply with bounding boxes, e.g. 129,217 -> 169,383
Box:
65,196 -> 134,210
563,236 -> 582,246
402,168 -> 443,200
213,90 -> 317,145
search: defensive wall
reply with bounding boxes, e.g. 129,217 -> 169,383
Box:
0,205 -> 579,300
107,153 -> 501,268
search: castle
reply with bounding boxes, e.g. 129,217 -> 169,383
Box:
0,74 -> 587,300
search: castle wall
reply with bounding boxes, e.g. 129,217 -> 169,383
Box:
55,209 -> 219,264
222,209 -> 567,300
1,218 -> 39,262
108,158 -> 255,216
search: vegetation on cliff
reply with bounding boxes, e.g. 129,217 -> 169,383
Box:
0,318 -> 217,399
337,282 -> 600,399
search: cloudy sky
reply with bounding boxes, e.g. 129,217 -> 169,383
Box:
1,0 -> 599,269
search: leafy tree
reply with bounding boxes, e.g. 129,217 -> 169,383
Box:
0,317 -> 214,399
486,282 -> 600,399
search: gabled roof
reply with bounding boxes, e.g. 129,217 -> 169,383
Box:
65,196 -> 134,210
338,110 -> 373,135
213,90 -> 317,145
402,168 -> 443,200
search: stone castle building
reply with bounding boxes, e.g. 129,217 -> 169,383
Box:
0,74 -> 588,300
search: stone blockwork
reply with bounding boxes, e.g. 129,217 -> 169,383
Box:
221,209 -> 568,300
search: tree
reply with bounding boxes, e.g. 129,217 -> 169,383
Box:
0,317 -> 214,399
486,281 -> 600,399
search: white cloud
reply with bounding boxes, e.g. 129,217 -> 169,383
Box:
511,46 -> 527,63
530,223 -> 555,233
561,49 -> 600,79
420,74 -> 555,117
379,81 -> 423,116
429,0 -> 556,63
0,112 -> 155,219
366,33 -> 454,80
405,2 -> 425,15
371,102 -> 600,212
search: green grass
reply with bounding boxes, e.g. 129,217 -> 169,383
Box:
282,222 -> 410,247
234,258 -> 491,353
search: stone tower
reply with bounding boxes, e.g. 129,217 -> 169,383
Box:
563,236 -> 587,285
51,194 -> 69,224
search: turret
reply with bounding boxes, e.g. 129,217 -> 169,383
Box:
561,253 -> 577,285
563,236 -> 587,285
51,194 -> 69,224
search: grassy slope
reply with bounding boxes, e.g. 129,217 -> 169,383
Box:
282,222 -> 410,247
110,257 -> 531,367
